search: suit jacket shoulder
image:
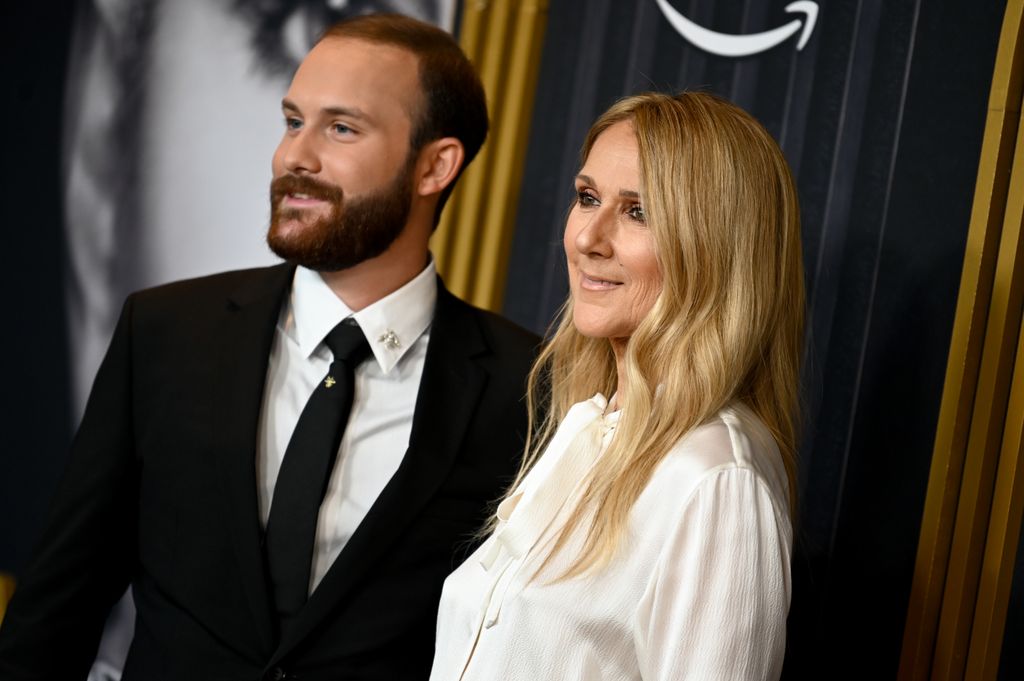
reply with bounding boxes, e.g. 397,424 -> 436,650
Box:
126,263 -> 294,330
433,282 -> 540,371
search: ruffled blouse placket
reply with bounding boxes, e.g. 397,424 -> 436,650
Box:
454,394 -> 619,679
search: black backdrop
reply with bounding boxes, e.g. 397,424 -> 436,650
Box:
1,1 -> 76,581
503,0 -> 1007,677
1,0 -> 1017,677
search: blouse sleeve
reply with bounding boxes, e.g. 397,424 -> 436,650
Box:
633,465 -> 792,681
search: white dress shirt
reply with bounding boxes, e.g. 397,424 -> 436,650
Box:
430,394 -> 793,681
257,262 -> 436,593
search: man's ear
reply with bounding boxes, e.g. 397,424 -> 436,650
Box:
416,137 -> 465,197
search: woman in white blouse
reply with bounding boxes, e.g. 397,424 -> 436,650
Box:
430,91 -> 804,680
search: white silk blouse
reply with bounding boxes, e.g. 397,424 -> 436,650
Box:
430,394 -> 793,681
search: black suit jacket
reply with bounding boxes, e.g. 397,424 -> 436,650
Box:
0,264 -> 539,681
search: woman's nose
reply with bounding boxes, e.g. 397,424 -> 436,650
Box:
574,210 -> 614,258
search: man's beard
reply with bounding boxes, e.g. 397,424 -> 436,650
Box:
266,158 -> 414,272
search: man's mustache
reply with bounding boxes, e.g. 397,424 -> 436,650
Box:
270,174 -> 344,204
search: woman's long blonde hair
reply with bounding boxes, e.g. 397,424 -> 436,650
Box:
515,91 -> 805,579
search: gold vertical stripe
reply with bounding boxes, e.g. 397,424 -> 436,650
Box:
432,0 -> 549,311
965,276 -> 1024,678
899,1 -> 1024,677
932,87 -> 1024,679
474,0 -> 549,309
446,0 -> 516,297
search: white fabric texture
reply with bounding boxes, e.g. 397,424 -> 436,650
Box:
430,394 -> 792,681
257,262 -> 436,593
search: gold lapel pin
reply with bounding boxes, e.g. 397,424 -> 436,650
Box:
324,376 -> 337,388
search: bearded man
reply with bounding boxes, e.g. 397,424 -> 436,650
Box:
0,14 -> 537,681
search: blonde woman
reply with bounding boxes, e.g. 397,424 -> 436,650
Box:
430,92 -> 804,680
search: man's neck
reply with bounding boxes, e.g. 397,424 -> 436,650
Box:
318,216 -> 432,311
319,253 -> 430,311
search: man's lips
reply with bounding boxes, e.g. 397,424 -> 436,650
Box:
281,193 -> 329,208
579,272 -> 624,290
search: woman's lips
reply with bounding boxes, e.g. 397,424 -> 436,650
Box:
580,272 -> 623,290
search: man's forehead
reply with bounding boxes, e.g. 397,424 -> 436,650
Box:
305,36 -> 420,74
288,37 -> 422,116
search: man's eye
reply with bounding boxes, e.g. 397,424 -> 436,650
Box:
332,123 -> 353,135
285,117 -> 302,130
627,205 -> 646,223
576,190 -> 598,207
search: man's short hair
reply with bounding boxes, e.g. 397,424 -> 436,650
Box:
320,14 -> 489,216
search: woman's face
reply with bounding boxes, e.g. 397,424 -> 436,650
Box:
564,120 -> 663,343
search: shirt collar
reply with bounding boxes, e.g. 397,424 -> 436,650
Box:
287,260 -> 437,374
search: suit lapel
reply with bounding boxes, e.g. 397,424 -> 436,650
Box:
211,263 -> 295,655
272,282 -> 489,659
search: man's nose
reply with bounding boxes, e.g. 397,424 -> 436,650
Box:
280,129 -> 321,175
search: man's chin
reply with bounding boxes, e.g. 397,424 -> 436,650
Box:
270,212 -> 324,235
267,227 -> 346,272
268,222 -> 313,259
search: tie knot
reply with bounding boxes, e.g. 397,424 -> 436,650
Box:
323,319 -> 371,366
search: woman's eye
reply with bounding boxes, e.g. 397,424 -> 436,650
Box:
576,190 -> 598,207
627,204 -> 647,223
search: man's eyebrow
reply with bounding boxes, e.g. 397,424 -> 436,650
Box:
281,99 -> 371,122
321,105 -> 370,121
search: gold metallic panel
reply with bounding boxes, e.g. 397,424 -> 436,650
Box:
432,0 -> 550,311
899,0 -> 1024,677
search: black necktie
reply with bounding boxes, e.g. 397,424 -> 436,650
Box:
265,319 -> 371,632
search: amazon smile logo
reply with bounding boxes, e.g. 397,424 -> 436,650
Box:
655,0 -> 819,57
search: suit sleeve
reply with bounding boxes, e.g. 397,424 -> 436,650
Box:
0,296 -> 140,679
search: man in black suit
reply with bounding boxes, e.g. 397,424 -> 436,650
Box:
0,14 -> 537,680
